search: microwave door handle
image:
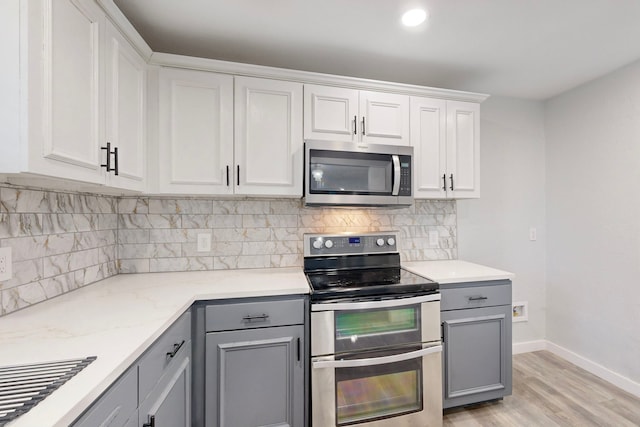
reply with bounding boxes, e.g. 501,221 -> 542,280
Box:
312,345 -> 443,369
392,155 -> 401,195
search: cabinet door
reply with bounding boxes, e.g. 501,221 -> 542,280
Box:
410,96 -> 448,198
34,0 -> 105,184
441,305 -> 512,408
139,347 -> 191,427
360,91 -> 410,145
205,325 -> 304,427
104,20 -> 146,191
303,84 -> 358,142
446,100 -> 480,198
158,68 -> 233,194
72,366 -> 137,427
234,77 -> 303,196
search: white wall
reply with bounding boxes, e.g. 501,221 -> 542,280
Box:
458,96 -> 547,344
545,60 -> 640,384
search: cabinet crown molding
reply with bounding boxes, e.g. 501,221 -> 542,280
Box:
149,53 -> 490,104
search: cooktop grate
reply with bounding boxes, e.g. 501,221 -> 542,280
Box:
0,356 -> 96,426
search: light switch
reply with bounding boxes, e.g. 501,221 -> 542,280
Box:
529,228 -> 537,241
197,233 -> 212,252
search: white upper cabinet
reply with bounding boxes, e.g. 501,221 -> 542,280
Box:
105,19 -> 147,191
304,84 -> 409,146
304,85 -> 358,142
410,97 -> 480,199
34,0 -> 106,184
3,0 -> 484,197
447,101 -> 480,198
410,97 -> 448,198
234,77 -> 303,196
1,0 -> 147,191
359,91 -> 410,145
157,70 -> 303,196
158,68 -> 234,195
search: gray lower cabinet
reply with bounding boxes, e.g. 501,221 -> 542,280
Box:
440,280 -> 512,409
202,297 -> 306,427
72,366 -> 138,427
139,344 -> 191,427
72,310 -> 192,427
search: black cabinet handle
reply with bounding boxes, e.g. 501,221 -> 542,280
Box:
450,174 -> 454,191
242,313 -> 269,323
226,165 -> 230,186
100,142 -> 118,175
361,116 -> 366,135
100,142 -> 112,172
296,337 -> 301,362
237,165 -> 240,186
468,296 -> 488,301
442,174 -> 447,191
166,340 -> 185,358
113,146 -> 119,176
143,415 -> 155,427
353,115 -> 357,135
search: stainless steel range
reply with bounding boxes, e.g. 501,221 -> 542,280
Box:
304,231 -> 443,427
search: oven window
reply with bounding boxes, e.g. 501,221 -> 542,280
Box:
336,307 -> 418,338
335,353 -> 423,425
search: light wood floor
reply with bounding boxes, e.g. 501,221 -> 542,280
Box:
443,351 -> 640,426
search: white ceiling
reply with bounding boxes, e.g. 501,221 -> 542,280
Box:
113,0 -> 640,100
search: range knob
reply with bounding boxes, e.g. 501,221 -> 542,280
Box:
387,237 -> 396,246
312,239 -> 323,250
324,239 -> 334,249
376,238 -> 385,247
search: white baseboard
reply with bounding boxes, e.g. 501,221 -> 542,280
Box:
512,340 -> 547,354
513,339 -> 640,398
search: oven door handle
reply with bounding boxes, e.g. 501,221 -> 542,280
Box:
312,345 -> 442,369
391,154 -> 401,196
311,293 -> 440,312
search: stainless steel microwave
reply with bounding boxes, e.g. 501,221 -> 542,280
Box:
304,140 -> 413,207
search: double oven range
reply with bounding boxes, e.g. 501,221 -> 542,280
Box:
304,232 -> 443,427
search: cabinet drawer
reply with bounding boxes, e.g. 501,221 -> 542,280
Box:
206,298 -> 304,332
73,367 -> 137,427
441,284 -> 511,311
139,311 -> 191,403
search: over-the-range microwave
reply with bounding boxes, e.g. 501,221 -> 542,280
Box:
303,140 -> 413,207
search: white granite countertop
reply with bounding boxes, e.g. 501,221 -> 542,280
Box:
0,267 -> 309,427
403,260 -> 514,284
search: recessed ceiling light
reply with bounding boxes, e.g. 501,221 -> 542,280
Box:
402,8 -> 428,27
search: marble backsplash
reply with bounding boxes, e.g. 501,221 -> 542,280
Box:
0,186 -> 118,316
117,198 -> 457,273
0,185 -> 456,316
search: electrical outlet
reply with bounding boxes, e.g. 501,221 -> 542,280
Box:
197,233 -> 212,252
529,227 -> 537,241
0,247 -> 12,281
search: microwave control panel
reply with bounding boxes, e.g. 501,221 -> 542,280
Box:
398,155 -> 412,196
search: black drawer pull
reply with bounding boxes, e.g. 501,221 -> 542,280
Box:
468,296 -> 488,301
143,415 -> 155,427
166,340 -> 185,358
242,313 -> 270,323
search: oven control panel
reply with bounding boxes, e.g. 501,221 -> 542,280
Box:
304,232 -> 399,257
